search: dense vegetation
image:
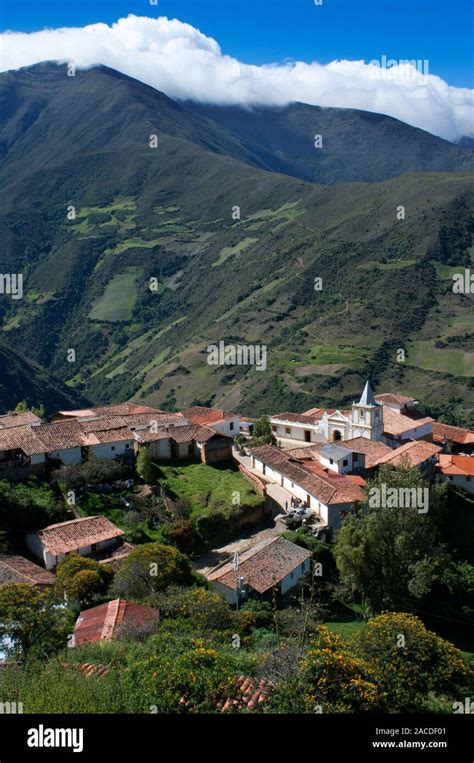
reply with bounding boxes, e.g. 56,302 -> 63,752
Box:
0,456 -> 473,713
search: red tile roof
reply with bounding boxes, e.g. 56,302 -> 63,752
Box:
73,599 -> 159,647
432,422 -> 474,446
54,404 -> 163,420
382,406 -> 433,437
168,423 -> 232,444
375,393 -> 416,406
0,425 -> 46,456
37,516 -> 124,555
302,407 -> 325,418
0,555 -> 55,586
438,455 -> 474,477
375,440 -> 442,468
207,536 -> 312,593
270,411 -> 322,426
0,411 -> 42,428
217,676 -> 275,712
181,406 -> 233,425
340,437 -> 393,468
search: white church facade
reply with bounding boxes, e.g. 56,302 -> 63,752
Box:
270,381 -> 432,450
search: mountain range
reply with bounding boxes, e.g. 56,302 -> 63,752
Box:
0,62 -> 472,423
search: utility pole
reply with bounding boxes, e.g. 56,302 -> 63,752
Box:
233,552 -> 243,611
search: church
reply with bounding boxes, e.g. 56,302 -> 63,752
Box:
269,381 -> 433,450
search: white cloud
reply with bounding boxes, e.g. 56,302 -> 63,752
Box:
0,14 -> 472,141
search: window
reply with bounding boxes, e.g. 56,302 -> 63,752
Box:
290,571 -> 294,579
111,446 -> 115,451
291,482 -> 294,488
125,443 -> 130,449
229,422 -> 234,431
467,477 -> 471,482
272,425 -> 277,432
353,453 -> 359,462
285,427 -> 291,434
329,458 -> 334,465
343,459 -> 348,467
304,430 -> 311,442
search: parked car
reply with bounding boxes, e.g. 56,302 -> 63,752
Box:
294,507 -> 313,519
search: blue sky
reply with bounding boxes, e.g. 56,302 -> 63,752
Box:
1,0 -> 472,88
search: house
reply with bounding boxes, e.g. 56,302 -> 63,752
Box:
374,393 -> 419,412
432,422 -> 474,454
71,599 -> 159,647
207,536 -> 312,605
250,444 -> 364,528
339,437 -> 393,472
0,554 -> 55,587
269,410 -> 326,447
319,444 -> 358,474
0,411 -> 42,428
381,406 -> 434,448
181,406 -> 240,437
437,455 -> 474,494
168,424 -> 233,463
26,516 -> 133,571
0,425 -> 46,480
375,440 -> 442,476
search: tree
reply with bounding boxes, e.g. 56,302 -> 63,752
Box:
266,626 -> 385,713
136,448 -> 155,483
15,401 -> 45,419
54,456 -> 129,489
0,584 -> 72,661
0,479 -> 69,531
0,530 -> 10,554
112,542 -> 194,600
249,416 -> 276,447
152,586 -> 236,635
162,519 -> 196,553
335,461 -> 449,615
55,553 -> 112,606
355,612 -> 472,712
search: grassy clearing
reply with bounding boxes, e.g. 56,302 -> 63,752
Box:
212,237 -> 258,267
155,462 -> 263,519
241,202 -> 304,230
304,344 -> 368,366
406,340 -> 474,376
89,267 -> 141,322
114,238 -> 162,254
324,621 -> 365,639
357,259 -> 416,271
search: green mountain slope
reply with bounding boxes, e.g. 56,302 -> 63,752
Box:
0,64 -> 473,425
0,341 -> 89,414
188,101 -> 474,184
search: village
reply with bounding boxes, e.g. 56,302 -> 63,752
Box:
0,380 -> 473,651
